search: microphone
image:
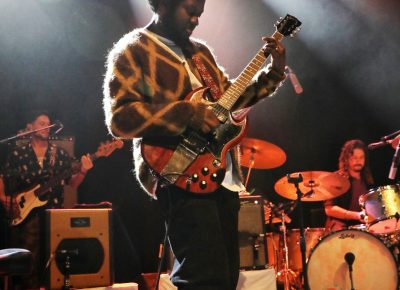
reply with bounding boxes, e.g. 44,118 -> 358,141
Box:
53,120 -> 64,135
389,141 -> 400,180
345,252 -> 356,290
286,66 -> 303,94
344,252 -> 355,270
368,140 -> 391,150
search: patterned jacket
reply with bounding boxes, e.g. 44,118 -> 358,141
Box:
103,28 -> 285,197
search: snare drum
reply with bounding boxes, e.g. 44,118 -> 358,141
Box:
360,184 -> 400,234
307,229 -> 398,290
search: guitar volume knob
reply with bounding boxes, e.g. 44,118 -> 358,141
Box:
192,173 -> 199,182
211,173 -> 218,182
201,167 -> 209,175
200,181 -> 207,189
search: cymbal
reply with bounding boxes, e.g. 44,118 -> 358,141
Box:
274,171 -> 350,202
391,135 -> 400,149
240,138 -> 286,169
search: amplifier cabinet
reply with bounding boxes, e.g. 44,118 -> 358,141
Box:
238,196 -> 267,269
46,208 -> 113,289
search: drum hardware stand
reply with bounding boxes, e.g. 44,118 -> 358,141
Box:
287,173 -> 309,290
244,150 -> 255,188
273,202 -> 300,290
278,211 -> 294,290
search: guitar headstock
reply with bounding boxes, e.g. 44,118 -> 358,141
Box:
95,139 -> 124,158
275,14 -> 302,37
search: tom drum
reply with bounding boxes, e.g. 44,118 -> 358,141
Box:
360,184 -> 400,234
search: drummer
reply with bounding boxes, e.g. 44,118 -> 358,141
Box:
324,139 -> 374,231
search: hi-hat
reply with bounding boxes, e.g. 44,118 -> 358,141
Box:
240,138 -> 286,169
274,171 -> 350,201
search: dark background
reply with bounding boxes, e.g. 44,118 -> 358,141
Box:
1,0 -> 399,282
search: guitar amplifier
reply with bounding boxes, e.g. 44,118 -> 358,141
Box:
46,208 -> 114,289
238,196 -> 267,270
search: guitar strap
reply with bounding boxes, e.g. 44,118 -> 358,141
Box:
193,54 -> 252,121
192,55 -> 221,101
49,143 -> 57,173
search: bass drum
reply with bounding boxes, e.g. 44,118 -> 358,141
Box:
307,229 -> 398,290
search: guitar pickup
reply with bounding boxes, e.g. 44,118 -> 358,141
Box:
182,134 -> 207,154
211,104 -> 229,123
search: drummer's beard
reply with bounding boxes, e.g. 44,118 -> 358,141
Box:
353,164 -> 363,172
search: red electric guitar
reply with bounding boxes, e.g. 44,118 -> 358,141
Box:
142,15 -> 301,194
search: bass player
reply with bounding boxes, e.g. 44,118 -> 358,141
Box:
0,110 -> 93,289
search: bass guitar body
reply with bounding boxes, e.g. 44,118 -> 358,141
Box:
142,87 -> 248,194
11,184 -> 46,226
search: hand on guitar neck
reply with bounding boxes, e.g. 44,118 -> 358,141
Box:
262,36 -> 286,75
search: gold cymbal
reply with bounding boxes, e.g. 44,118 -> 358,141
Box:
274,171 -> 350,202
240,138 -> 286,169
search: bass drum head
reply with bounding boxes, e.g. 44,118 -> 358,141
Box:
307,229 -> 398,290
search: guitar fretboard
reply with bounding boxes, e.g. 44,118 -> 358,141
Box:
217,31 -> 284,111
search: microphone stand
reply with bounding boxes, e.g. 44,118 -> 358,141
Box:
287,173 -> 309,290
381,129 -> 400,142
0,123 -> 60,144
348,266 -> 355,290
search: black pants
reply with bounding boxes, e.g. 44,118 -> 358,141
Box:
157,186 -> 240,290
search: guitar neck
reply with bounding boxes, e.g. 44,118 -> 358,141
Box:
217,31 -> 284,111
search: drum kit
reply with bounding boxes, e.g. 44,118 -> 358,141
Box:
240,135 -> 400,290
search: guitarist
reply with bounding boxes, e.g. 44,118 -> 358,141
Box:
0,110 -> 93,289
103,0 -> 286,289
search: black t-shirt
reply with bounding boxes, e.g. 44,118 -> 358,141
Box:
325,177 -> 369,228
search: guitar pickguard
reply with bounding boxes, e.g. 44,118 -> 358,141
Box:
142,88 -> 247,194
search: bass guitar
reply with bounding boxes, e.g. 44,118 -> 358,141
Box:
142,14 -> 301,194
9,139 -> 123,226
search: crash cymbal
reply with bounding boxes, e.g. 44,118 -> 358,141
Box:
240,138 -> 286,169
391,135 -> 400,149
274,171 -> 350,201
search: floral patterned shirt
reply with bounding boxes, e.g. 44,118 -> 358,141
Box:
2,141 -> 72,208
